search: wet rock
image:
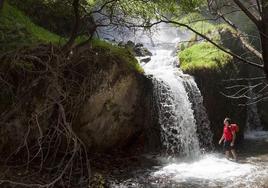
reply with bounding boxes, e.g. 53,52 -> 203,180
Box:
135,43 -> 144,48
140,57 -> 151,63
118,41 -> 152,57
134,46 -> 152,57
118,41 -> 125,47
126,40 -> 135,48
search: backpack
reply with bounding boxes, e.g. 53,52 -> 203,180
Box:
230,124 -> 239,133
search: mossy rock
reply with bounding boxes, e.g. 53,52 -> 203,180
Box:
179,42 -> 232,72
91,39 -> 144,73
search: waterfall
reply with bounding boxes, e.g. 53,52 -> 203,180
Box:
98,22 -> 213,157
183,77 -> 214,151
142,45 -> 212,157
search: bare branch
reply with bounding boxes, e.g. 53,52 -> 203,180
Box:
216,11 -> 263,60
233,0 -> 261,28
90,0 -> 118,14
256,0 -> 262,13
222,76 -> 266,82
220,74 -> 268,104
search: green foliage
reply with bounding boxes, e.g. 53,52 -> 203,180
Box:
0,2 -> 142,74
99,0 -> 206,27
91,39 -> 144,73
9,0 -> 75,36
0,2 -> 63,51
179,18 -> 236,51
179,42 -> 232,71
178,12 -> 228,34
175,0 -> 206,12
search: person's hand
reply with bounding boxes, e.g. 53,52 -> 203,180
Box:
231,142 -> 234,147
218,140 -> 222,145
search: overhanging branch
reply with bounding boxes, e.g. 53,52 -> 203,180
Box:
216,11 -> 263,60
160,18 -> 264,69
233,0 -> 261,28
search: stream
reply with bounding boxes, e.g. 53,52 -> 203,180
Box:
108,130 -> 268,188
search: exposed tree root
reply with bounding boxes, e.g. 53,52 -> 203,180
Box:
0,44 -> 93,187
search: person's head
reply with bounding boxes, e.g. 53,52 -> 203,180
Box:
224,117 -> 231,126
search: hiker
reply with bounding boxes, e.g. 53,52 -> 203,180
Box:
218,117 -> 238,161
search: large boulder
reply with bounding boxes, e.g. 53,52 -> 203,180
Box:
74,45 -> 160,152
0,43 -> 161,156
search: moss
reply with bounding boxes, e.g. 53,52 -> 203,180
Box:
178,18 -> 237,72
177,12 -> 236,50
0,2 -> 64,51
179,42 -> 232,71
91,39 -> 144,73
0,3 -> 143,73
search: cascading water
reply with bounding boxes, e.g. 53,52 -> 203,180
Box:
136,30 -> 268,188
98,22 -> 213,156
138,27 -> 213,157
98,23 -> 268,188
144,48 -> 201,157
183,76 -> 214,151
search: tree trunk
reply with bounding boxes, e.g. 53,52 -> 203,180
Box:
260,4 -> 268,80
63,0 -> 80,52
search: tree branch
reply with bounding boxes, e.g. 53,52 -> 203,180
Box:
90,0 -> 118,14
233,0 -> 261,28
159,18 -> 264,69
256,0 -> 262,13
217,11 -> 263,60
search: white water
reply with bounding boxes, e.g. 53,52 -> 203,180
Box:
152,153 -> 268,188
143,48 -> 201,157
183,76 -> 214,150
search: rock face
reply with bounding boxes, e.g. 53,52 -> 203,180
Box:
180,27 -> 267,146
74,49 -> 160,152
184,64 -> 247,146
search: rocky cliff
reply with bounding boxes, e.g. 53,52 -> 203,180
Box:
74,45 -> 160,152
